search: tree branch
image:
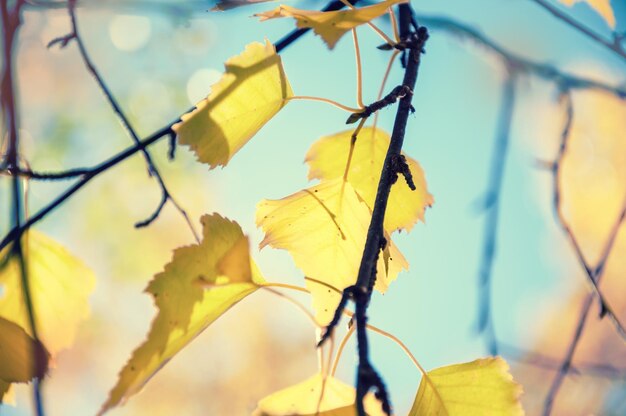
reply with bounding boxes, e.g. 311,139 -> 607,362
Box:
417,15 -> 626,99
1,1 -> 45,415
319,4 -> 428,415
476,70 -> 517,355
528,0 -> 626,62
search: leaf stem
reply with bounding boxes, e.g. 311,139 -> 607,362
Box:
337,0 -> 396,46
352,28 -> 365,109
288,96 -> 363,113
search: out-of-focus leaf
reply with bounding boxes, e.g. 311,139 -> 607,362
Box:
173,40 -> 293,169
409,357 -> 524,416
0,231 -> 96,356
256,179 -> 407,325
558,0 -> 615,28
255,0 -> 407,49
212,0 -> 275,11
99,214 -> 264,415
305,127 -> 433,233
0,380 -> 12,404
0,317 -> 49,383
252,373 -> 384,415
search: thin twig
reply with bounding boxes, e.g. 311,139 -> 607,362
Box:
1,1 -> 45,415
528,0 -> 626,62
60,0 -> 198,239
476,71 -> 517,355
542,93 -> 626,415
417,15 -> 626,99
319,5 -> 428,415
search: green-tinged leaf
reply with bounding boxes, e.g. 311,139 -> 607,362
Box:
256,179 -> 407,325
559,0 -> 615,28
256,0 -> 408,49
0,317 -> 49,383
306,127 -> 433,233
173,40 -> 293,169
409,357 -> 524,416
99,214 -> 264,415
252,373 -> 384,415
0,230 -> 96,356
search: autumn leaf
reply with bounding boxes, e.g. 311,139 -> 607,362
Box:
99,214 -> 264,415
558,0 -> 615,28
306,127 -> 433,233
0,230 -> 96,356
173,40 -> 293,168
0,317 -> 48,384
0,380 -> 12,404
409,357 -> 524,416
252,373 -> 384,415
256,179 -> 407,325
255,0 -> 407,49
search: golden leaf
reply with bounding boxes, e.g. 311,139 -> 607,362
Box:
558,0 -> 615,28
256,0 -> 407,49
173,40 -> 293,168
99,214 -> 264,414
409,357 -> 524,416
256,179 -> 407,325
0,317 -> 49,383
0,230 -> 96,356
252,373 -> 384,415
306,127 -> 433,233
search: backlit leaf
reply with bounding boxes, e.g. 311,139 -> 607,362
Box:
173,40 -> 293,168
256,179 -> 407,325
252,373 -> 384,415
0,380 -> 12,404
255,0 -> 408,49
99,214 -> 264,415
306,127 -> 433,233
409,357 -> 524,416
0,231 -> 96,356
558,0 -> 615,28
0,317 -> 49,383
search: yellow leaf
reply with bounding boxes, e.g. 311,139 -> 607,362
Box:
0,317 -> 49,383
0,380 -> 13,405
256,179 -> 407,325
0,231 -> 96,356
559,0 -> 615,28
173,40 -> 293,169
252,373 -> 384,415
256,0 -> 408,49
99,214 -> 264,415
409,357 -> 524,416
306,127 -> 433,233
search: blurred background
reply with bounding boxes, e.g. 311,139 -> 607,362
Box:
1,0 -> 626,414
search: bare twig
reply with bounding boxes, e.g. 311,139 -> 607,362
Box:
318,4 -> 428,415
417,15 -> 626,99
542,93 -> 626,416
476,70 -> 517,356
56,0 -> 198,239
1,1 -> 46,415
528,0 -> 626,62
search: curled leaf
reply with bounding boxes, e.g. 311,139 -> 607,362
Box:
0,317 -> 49,383
255,0 -> 408,49
173,40 -> 293,168
99,214 -> 264,414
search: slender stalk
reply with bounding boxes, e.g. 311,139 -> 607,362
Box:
288,96 -> 362,112
1,1 -> 45,414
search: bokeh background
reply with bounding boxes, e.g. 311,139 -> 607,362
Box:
1,0 -> 626,414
